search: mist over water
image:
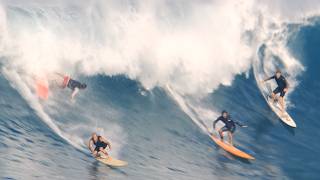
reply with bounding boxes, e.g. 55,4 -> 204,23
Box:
1,0 -> 320,179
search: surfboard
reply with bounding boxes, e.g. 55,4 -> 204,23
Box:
210,135 -> 254,160
260,83 -> 297,128
36,78 -> 49,100
265,95 -> 296,127
95,156 -> 128,167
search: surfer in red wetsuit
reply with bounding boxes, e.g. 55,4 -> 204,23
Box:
55,73 -> 87,99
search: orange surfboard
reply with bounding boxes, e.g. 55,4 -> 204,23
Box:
36,78 -> 49,100
210,135 -> 254,160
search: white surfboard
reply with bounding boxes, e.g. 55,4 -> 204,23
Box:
260,83 -> 297,128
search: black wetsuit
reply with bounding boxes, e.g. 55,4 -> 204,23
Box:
67,79 -> 82,90
266,75 -> 288,97
93,136 -> 108,152
213,116 -> 243,133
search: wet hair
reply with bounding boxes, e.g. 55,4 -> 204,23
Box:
221,110 -> 228,115
80,83 -> 87,89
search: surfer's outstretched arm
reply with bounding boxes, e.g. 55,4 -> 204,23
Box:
234,121 -> 247,128
262,76 -> 275,83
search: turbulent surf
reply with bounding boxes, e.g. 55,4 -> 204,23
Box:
1,0 -> 320,179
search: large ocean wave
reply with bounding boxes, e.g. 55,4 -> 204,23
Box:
1,0 -> 320,179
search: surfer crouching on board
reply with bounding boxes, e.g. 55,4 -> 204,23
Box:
262,69 -> 289,114
55,73 -> 87,99
88,133 -> 112,158
213,111 -> 247,145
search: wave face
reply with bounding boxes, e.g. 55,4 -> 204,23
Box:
1,0 -> 320,179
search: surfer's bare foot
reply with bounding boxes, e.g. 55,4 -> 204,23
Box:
98,152 -> 108,159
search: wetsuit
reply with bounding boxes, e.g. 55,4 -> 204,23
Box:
266,75 -> 288,97
67,79 -> 83,90
213,116 -> 243,133
94,136 -> 108,152
61,75 -> 84,90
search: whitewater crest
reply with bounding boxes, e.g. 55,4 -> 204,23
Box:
0,1 -> 319,95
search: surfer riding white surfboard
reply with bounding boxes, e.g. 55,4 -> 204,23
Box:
261,69 -> 288,115
55,73 -> 87,99
259,69 -> 296,127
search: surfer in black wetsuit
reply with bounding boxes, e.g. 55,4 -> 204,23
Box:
54,73 -> 87,99
213,111 -> 247,145
67,78 -> 87,99
262,69 -> 289,113
88,133 -> 112,158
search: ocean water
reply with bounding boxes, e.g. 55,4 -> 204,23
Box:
0,1 -> 320,179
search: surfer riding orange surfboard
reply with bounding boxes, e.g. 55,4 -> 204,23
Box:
212,110 -> 247,146
209,110 -> 254,160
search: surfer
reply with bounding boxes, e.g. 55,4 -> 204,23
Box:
55,73 -> 87,99
88,133 -> 112,158
262,69 -> 289,113
213,110 -> 247,145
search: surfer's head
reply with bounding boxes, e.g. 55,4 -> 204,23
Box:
98,136 -> 103,141
222,110 -> 228,118
276,69 -> 282,78
80,83 -> 87,89
92,133 -> 98,142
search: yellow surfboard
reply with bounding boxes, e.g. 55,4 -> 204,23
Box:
95,156 -> 128,167
210,135 -> 254,160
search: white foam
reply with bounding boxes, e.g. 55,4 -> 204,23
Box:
0,0 -> 315,97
